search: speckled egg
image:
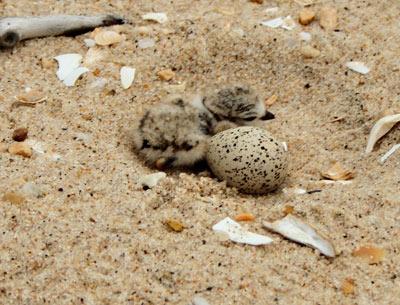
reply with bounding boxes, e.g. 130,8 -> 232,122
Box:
206,126 -> 288,194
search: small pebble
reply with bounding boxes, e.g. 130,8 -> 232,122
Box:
300,45 -> 320,58
12,128 -> 28,142
191,296 -> 211,305
8,142 -> 32,158
165,219 -> 184,232
139,172 -> 166,189
319,7 -> 338,30
249,0 -> 263,3
157,69 -> 175,81
138,38 -> 155,49
299,8 -> 315,25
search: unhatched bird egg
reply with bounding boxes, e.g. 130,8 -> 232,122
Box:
206,126 -> 288,194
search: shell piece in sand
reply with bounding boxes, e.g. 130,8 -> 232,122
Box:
212,217 -> 273,246
54,53 -> 82,80
380,143 -> 400,164
365,114 -> 400,154
321,162 -> 354,181
142,12 -> 168,24
94,30 -> 123,46
120,66 -> 136,89
346,61 -> 370,74
261,17 -> 283,28
191,296 -> 211,305
139,172 -> 166,189
263,214 -> 335,257
63,67 -> 89,87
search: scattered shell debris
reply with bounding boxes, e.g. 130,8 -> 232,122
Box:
157,69 -> 175,81
283,187 -> 307,195
379,143 -> 400,164
321,162 -> 354,181
84,48 -> 106,67
264,7 -> 279,14
142,12 -> 168,24
15,89 -> 47,105
352,246 -> 385,264
264,94 -> 277,106
54,53 -> 89,87
294,0 -> 319,5
299,31 -> 312,41
213,217 -> 273,246
281,142 -> 288,151
365,114 -> 400,153
94,30 -> 123,46
319,7 -> 338,30
191,296 -> 211,305
26,139 -> 46,154
234,213 -> 255,222
165,219 -> 185,232
138,38 -> 155,49
342,278 -> 356,295
139,172 -> 166,189
83,38 -> 96,48
120,66 -> 136,89
346,61 -> 370,74
8,142 -> 32,158
261,16 -> 295,30
263,214 -> 336,257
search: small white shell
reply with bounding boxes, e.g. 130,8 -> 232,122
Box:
63,67 -> 89,87
120,66 -> 136,89
138,38 -> 155,49
346,61 -> 370,74
366,114 -> 400,153
191,296 -> 211,305
263,214 -> 336,257
281,16 -> 296,30
379,143 -> 400,164
84,38 -> 96,48
139,172 -> 166,189
94,30 -> 123,46
261,17 -> 283,28
213,217 -> 273,246
142,12 -> 168,24
54,53 -> 82,81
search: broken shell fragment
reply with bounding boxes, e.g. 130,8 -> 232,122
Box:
365,114 -> 400,154
120,66 -> 136,89
139,172 -> 166,189
342,278 -> 356,295
263,214 -> 335,257
380,143 -> 400,164
346,61 -> 370,74
234,213 -> 255,222
94,30 -> 123,46
213,217 -> 273,246
142,12 -> 168,24
54,53 -> 82,80
63,67 -> 89,87
321,162 -> 354,181
15,89 -> 47,104
165,219 -> 184,232
352,246 -> 385,264
8,142 -> 32,158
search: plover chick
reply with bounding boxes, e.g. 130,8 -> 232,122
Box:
133,85 -> 275,169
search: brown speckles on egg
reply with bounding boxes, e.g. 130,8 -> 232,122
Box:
206,127 -> 288,194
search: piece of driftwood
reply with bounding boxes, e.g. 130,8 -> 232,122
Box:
0,14 -> 124,48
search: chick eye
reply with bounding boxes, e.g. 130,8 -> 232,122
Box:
243,116 -> 257,121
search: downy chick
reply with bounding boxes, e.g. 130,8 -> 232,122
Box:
133,85 -> 275,169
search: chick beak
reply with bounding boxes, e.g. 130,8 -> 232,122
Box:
260,111 -> 275,120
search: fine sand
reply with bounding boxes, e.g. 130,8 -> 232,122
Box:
0,0 -> 399,304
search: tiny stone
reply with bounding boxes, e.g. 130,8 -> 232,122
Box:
300,45 -> 320,58
8,142 -> 32,158
12,128 -> 28,142
138,38 -> 155,49
157,69 -> 175,81
165,219 -> 184,232
139,172 -> 167,189
299,8 -> 315,25
249,0 -> 263,3
2,192 -> 25,205
319,7 -> 338,30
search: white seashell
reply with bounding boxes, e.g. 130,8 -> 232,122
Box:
83,48 -> 106,67
261,17 -> 283,28
120,66 -> 136,89
365,114 -> 400,154
94,30 -> 123,46
54,53 -> 82,81
84,38 -> 96,48
138,38 -> 155,49
212,217 -> 273,246
139,172 -> 166,189
142,12 -> 168,24
346,61 -> 370,74
63,67 -> 89,87
191,296 -> 211,305
299,31 -> 312,41
379,143 -> 400,164
263,214 -> 336,257
282,142 -> 288,151
281,16 -> 296,30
